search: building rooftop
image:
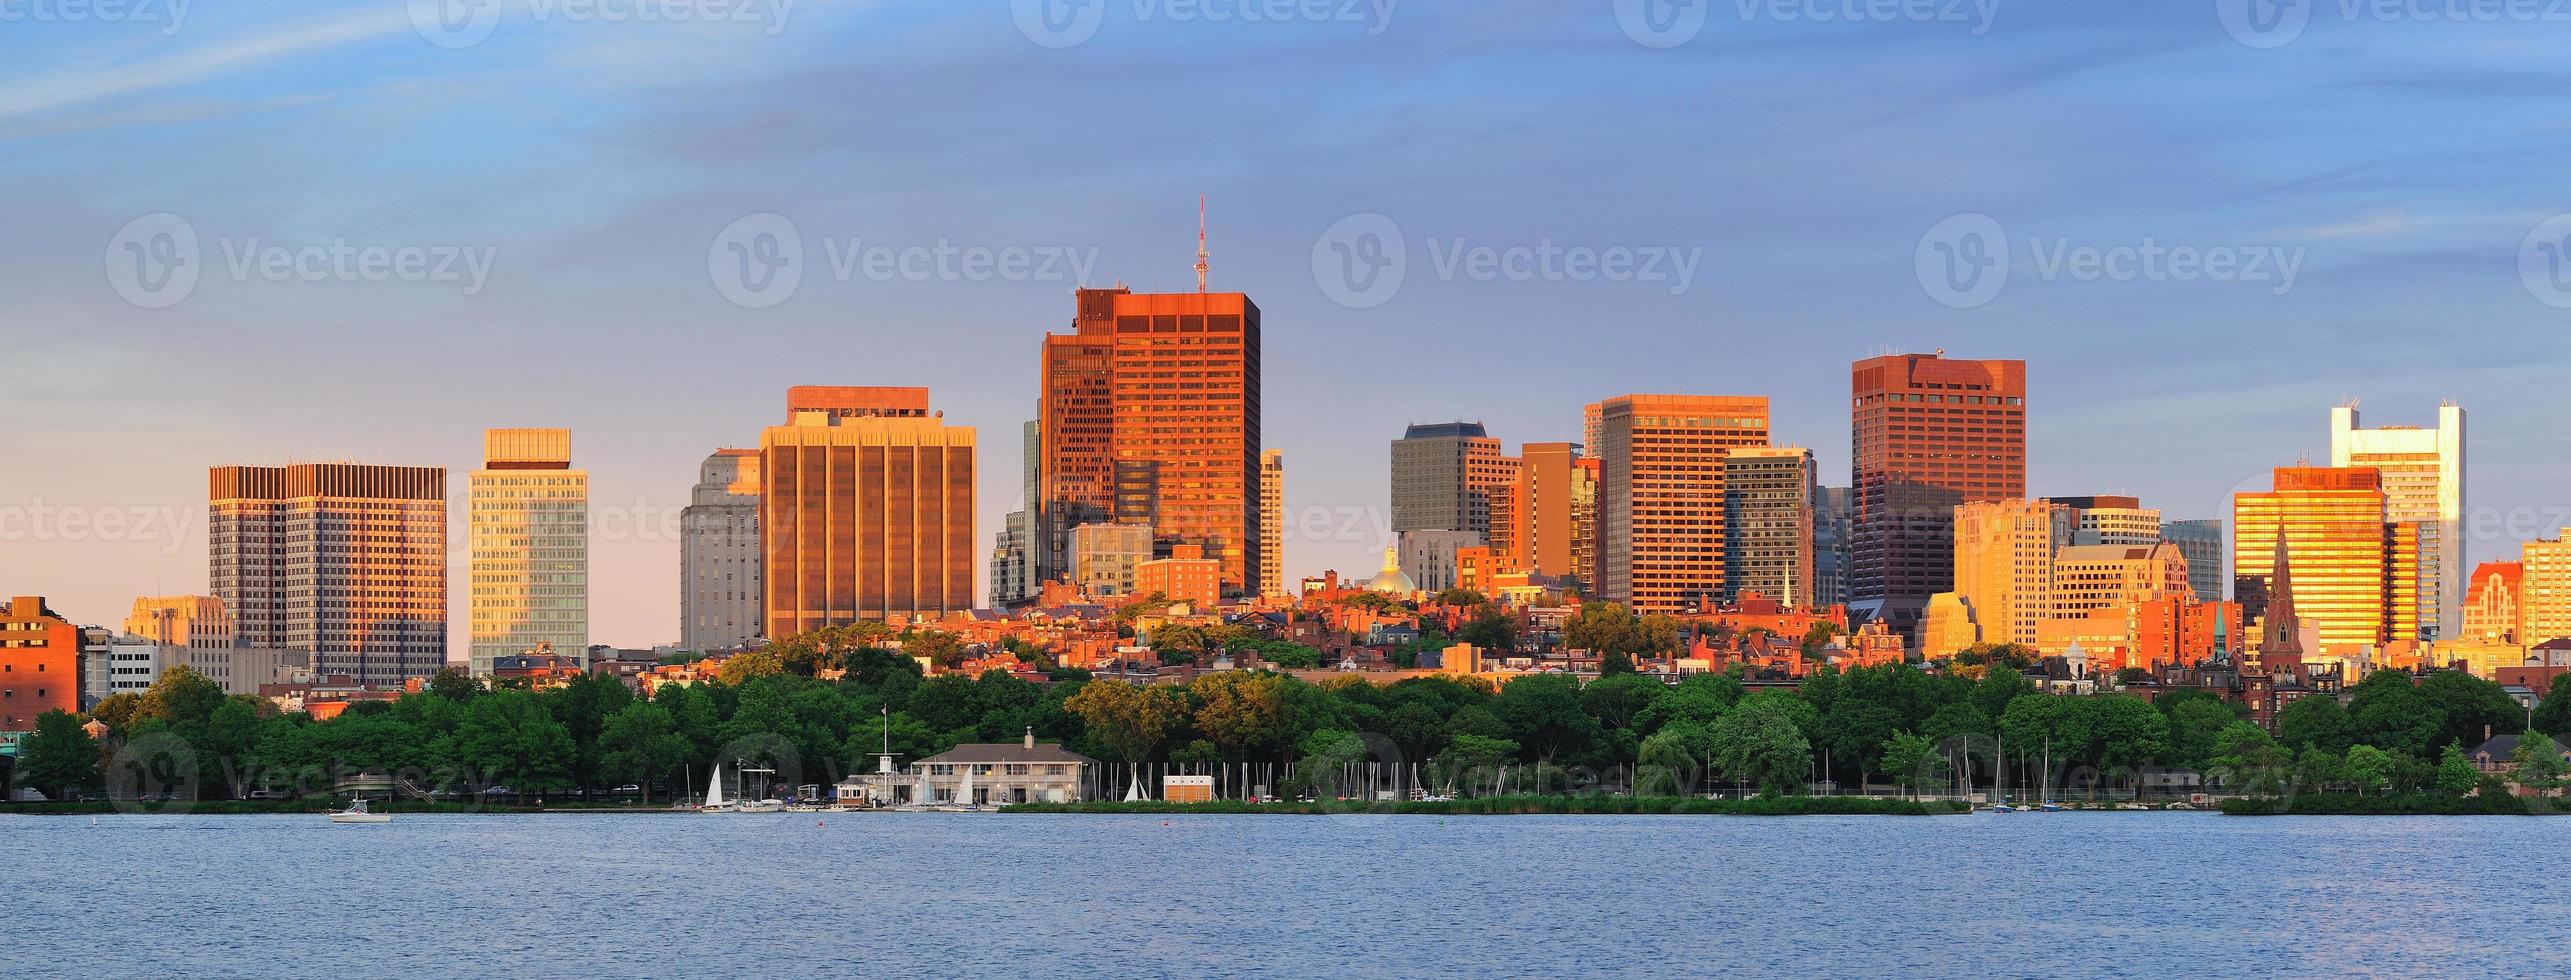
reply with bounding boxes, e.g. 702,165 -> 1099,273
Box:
916,743 -> 1100,767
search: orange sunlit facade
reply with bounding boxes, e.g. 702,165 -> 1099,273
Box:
1515,442 -> 1583,579
1136,544 -> 1222,608
761,387 -> 975,636
1850,353 -> 2026,639
1038,287 -> 1262,596
0,597 -> 80,732
1596,394 -> 1770,613
2233,467 -> 2417,655
210,463 -> 447,685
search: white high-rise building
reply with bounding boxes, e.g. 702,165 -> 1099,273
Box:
2330,402 -> 2464,642
469,429 -> 589,674
681,449 -> 762,652
1261,449 -> 1285,599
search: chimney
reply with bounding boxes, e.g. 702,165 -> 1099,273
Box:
2486,725 -> 2494,743
1024,726 -> 1036,750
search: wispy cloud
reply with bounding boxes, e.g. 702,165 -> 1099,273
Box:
0,7 -> 408,125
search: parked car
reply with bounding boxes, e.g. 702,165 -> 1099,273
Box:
610,784 -> 642,795
247,789 -> 285,800
484,785 -> 517,797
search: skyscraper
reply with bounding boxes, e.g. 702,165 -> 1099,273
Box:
1850,353 -> 2027,639
2330,402 -> 2465,641
2520,538 -> 2571,647
468,428 -> 588,674
1038,287 -> 1262,595
762,387 -> 975,636
681,448 -> 762,652
1723,446 -> 1816,608
1596,394 -> 1771,612
210,463 -> 446,684
2161,519 -> 2225,602
1260,449 -> 1285,599
2047,495 -> 2162,546
992,420 -> 1043,608
1390,422 -> 1511,537
1814,486 -> 1851,609
2233,467 -> 2417,655
1515,442 -> 1584,580
1950,499 -> 2068,648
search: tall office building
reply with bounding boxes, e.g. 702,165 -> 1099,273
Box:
210,463 -> 446,684
1570,457 -> 1600,593
1814,486 -> 1851,608
2521,538 -> 2571,647
1951,499 -> 2069,648
1850,353 -> 2027,640
2162,519 -> 2225,602
1514,442 -> 1584,580
2461,560 -> 2524,646
468,429 -> 588,674
1723,447 -> 1816,608
2049,543 -> 2191,620
1390,422 -> 1513,537
1596,394 -> 1770,613
122,595 -> 234,649
0,597 -> 79,732
681,448 -> 763,652
2233,467 -> 2418,655
1038,287 -> 1262,595
2330,402 -> 2465,641
2048,496 -> 2162,546
1260,449 -> 1285,599
762,387 -> 975,636
992,420 -> 1043,608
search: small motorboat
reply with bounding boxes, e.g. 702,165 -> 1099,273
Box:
328,799 -> 392,824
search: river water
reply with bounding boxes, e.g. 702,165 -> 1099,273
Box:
5,811 -> 2562,977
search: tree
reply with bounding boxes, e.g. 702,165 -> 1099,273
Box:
2435,743 -> 2480,797
2534,673 -> 2571,739
2160,694 -> 2242,771
1192,672 -> 1292,760
89,693 -> 145,734
428,666 -> 484,703
2342,744 -> 2395,796
1495,674 -> 1599,762
1564,602 -> 1639,657
1433,588 -> 1487,608
1146,624 -> 1209,666
1580,674 -> 1666,733
2293,746 -> 2342,795
2415,669 -> 2525,749
16,710 -> 98,800
1458,610 -> 1518,652
2207,722 -> 2289,796
716,650 -> 785,685
2346,669 -> 2442,758
139,665 -> 226,726
596,702 -> 690,804
905,632 -> 970,670
1878,732 -> 1936,799
1432,734 -> 1519,797
2275,695 -> 2349,754
441,690 -> 576,793
2512,732 -> 2567,795
1635,726 -> 1701,796
1710,693 -> 1811,796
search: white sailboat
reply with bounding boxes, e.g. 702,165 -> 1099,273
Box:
951,765 -> 978,810
700,762 -> 738,813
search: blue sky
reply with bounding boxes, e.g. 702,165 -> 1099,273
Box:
6,0 -> 2570,647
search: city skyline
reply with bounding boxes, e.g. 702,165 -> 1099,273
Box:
12,6 -> 2571,647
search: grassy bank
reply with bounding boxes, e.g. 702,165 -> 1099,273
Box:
1004,795 -> 1970,816
2218,793 -> 2541,816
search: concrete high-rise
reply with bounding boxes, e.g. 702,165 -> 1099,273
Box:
1596,394 -> 1770,613
762,387 -> 975,635
992,420 -> 1043,608
2521,538 -> 2571,646
1260,449 -> 1285,599
1950,499 -> 2069,648
1814,486 -> 1851,609
2330,402 -> 2465,641
2048,496 -> 2162,546
1850,353 -> 2027,640
681,449 -> 763,652
2233,467 -> 2418,656
210,463 -> 447,684
468,428 -> 588,674
1390,422 -> 1512,537
2161,519 -> 2225,602
1570,457 -> 1600,593
1723,447 -> 1816,608
1037,287 -> 1263,596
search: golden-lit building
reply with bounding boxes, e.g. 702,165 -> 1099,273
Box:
1038,287 -> 1263,596
1919,592 -> 1980,660
469,428 -> 588,674
2522,538 -> 2571,646
123,595 -> 234,649
1260,449 -> 1285,599
1951,499 -> 2067,648
2233,467 -> 2417,656
2460,560 -> 2522,646
1515,442 -> 1584,579
210,463 -> 447,684
1595,394 -> 1770,613
1136,544 -> 1222,608
0,596 -> 80,733
2049,543 -> 2190,620
761,387 -> 975,636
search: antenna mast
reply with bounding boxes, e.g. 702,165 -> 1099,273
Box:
1194,195 -> 1210,292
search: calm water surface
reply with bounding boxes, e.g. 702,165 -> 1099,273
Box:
5,811 -> 2564,977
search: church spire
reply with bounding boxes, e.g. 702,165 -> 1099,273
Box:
2262,529 -> 2303,658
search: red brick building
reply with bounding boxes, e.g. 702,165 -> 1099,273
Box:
0,596 -> 80,732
